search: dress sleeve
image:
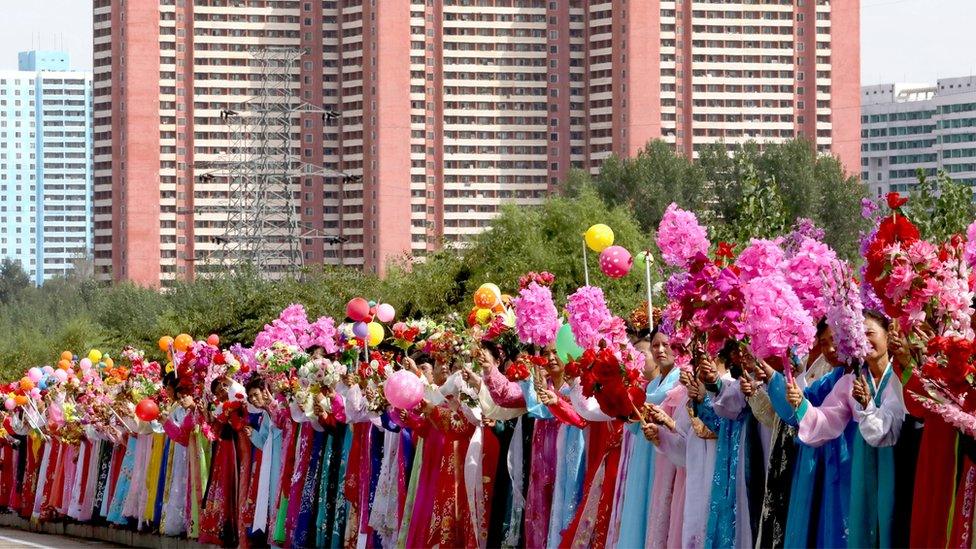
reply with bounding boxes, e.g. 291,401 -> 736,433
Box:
796,374 -> 855,447
568,380 -> 612,422
853,376 -> 906,448
747,388 -> 778,429
164,409 -> 194,447
249,411 -> 270,448
804,367 -> 844,406
548,394 -> 588,429
694,396 -> 723,433
518,378 -> 555,420
711,376 -> 748,420
655,400 -> 689,467
484,364 -> 528,408
478,383 -> 526,421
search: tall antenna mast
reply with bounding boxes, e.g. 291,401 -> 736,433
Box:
200,46 -> 347,280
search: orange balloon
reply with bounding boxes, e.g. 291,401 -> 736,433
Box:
174,333 -> 194,353
473,287 -> 497,308
103,357 -> 114,369
58,359 -> 71,371
13,395 -> 27,406
19,378 -> 34,392
60,351 -> 73,362
158,336 -> 174,352
207,334 -> 220,346
491,302 -> 505,313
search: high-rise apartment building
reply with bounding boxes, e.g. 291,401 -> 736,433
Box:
0,51 -> 93,285
94,0 -> 859,287
861,76 -> 976,198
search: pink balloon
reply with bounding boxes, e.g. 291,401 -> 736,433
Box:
3,398 -> 14,411
27,368 -> 43,383
29,388 -> 40,399
599,245 -> 633,279
79,358 -> 93,370
384,369 -> 425,410
376,303 -> 396,323
54,370 -> 68,383
42,366 -> 54,375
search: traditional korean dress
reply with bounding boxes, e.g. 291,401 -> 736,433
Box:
611,366 -> 680,548
796,364 -> 906,548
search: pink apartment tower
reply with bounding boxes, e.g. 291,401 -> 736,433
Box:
93,0 -> 860,287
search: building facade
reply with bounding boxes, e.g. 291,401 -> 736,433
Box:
94,0 -> 859,287
861,76 -> 976,198
0,51 -> 92,285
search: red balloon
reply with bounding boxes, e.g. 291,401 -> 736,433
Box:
207,334 -> 220,346
135,398 -> 160,422
346,297 -> 370,321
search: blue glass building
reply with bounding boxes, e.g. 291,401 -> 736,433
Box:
0,51 -> 92,284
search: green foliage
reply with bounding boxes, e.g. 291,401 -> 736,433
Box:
579,138 -> 870,260
0,258 -> 31,305
905,169 -> 976,242
570,140 -> 708,232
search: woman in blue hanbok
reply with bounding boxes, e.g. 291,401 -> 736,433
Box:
611,329 -> 680,548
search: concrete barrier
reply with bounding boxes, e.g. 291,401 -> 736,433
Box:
0,512 -> 220,548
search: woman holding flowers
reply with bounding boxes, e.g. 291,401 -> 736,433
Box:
788,310 -> 906,548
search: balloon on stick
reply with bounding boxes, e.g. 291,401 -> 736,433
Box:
584,224 -> 614,252
384,370 -> 425,410
135,398 -> 160,422
375,303 -> 396,323
599,245 -> 633,279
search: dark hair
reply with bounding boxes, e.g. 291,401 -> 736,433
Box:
863,309 -> 890,332
816,317 -> 830,337
648,325 -> 664,343
409,351 -> 433,365
245,376 -> 266,393
480,339 -> 506,363
307,345 -> 326,357
210,377 -> 226,395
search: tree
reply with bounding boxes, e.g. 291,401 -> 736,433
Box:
0,258 -> 31,304
571,140 -> 708,233
904,169 -> 976,242
579,138 -> 869,260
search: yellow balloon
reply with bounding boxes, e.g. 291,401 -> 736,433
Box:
88,349 -> 102,364
367,322 -> 385,347
584,224 -> 614,252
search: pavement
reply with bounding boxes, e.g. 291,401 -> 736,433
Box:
0,527 -> 125,548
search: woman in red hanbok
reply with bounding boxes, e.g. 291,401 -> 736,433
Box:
199,377 -> 248,547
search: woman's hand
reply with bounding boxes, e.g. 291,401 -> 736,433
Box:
786,381 -> 803,409
646,403 -> 675,431
852,375 -> 870,408
461,366 -> 483,392
641,422 -> 660,443
697,356 -> 719,384
739,371 -> 756,398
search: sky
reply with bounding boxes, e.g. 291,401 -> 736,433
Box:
0,0 -> 973,85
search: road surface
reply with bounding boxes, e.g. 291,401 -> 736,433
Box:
0,527 -> 124,548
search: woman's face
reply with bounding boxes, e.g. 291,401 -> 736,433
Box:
247,387 -> 266,408
544,349 -> 563,375
634,339 -> 655,375
864,317 -> 889,362
433,360 -> 450,385
214,378 -> 231,401
650,332 -> 675,370
818,327 -> 840,366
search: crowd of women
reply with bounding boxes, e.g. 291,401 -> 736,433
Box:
1,194 -> 976,549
